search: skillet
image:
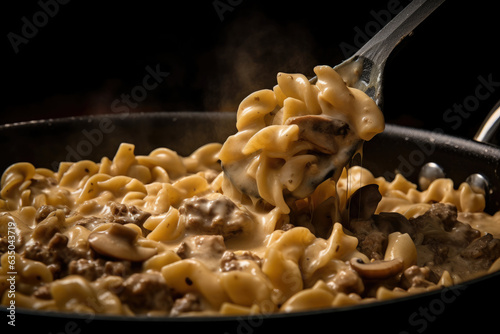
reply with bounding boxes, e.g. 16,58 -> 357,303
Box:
0,111 -> 499,333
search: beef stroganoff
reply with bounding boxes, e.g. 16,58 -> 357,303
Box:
1,65 -> 500,316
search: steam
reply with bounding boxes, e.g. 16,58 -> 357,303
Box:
203,12 -> 318,112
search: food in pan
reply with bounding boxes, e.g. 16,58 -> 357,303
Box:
1,66 -> 499,316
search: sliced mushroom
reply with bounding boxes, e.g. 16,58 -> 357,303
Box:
349,257 -> 403,279
88,223 -> 157,262
286,115 -> 353,154
347,184 -> 382,221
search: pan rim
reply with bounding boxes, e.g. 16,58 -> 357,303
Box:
0,111 -> 499,323
0,110 -> 498,150
1,268 -> 499,322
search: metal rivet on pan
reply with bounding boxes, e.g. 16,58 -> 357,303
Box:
465,173 -> 490,197
418,162 -> 445,190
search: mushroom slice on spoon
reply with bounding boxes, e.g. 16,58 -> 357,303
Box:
284,115 -> 362,199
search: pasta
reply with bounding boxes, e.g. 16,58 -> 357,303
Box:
1,65 -> 500,317
219,65 -> 384,213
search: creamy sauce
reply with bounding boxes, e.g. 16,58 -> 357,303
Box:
0,66 -> 499,317
220,65 -> 384,214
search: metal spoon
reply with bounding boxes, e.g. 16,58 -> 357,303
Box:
224,0 -> 445,200
318,0 -> 445,106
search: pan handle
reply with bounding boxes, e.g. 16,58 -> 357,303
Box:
474,100 -> 500,144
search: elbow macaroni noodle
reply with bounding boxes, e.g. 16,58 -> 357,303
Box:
1,65 -> 499,316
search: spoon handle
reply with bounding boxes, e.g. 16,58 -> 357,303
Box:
355,0 -> 445,65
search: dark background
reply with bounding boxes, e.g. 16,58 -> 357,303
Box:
1,3 -> 500,332
2,0 -> 499,143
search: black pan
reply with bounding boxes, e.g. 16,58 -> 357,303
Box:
1,112 -> 499,333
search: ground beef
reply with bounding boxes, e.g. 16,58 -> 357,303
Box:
32,209 -> 67,243
68,258 -> 132,281
103,260 -> 132,278
347,213 -> 409,260
105,202 -> 151,236
401,265 -> 437,289
73,203 -> 151,235
117,273 -> 173,313
410,203 -> 481,247
24,230 -> 133,281
32,284 -> 52,299
68,258 -> 106,281
35,205 -> 70,223
75,216 -> 107,231
460,233 -> 500,265
106,202 -> 150,225
409,203 -> 500,278
176,235 -> 226,259
170,293 -> 202,316
280,223 -> 295,231
374,212 -> 416,237
358,231 -> 388,260
220,250 -> 262,272
427,242 -> 450,265
23,233 -> 88,279
179,194 -> 253,239
345,186 -> 414,260
346,201 -> 500,283
176,235 -> 226,271
327,266 -> 364,295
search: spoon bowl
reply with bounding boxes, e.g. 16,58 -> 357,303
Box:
223,0 -> 445,201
